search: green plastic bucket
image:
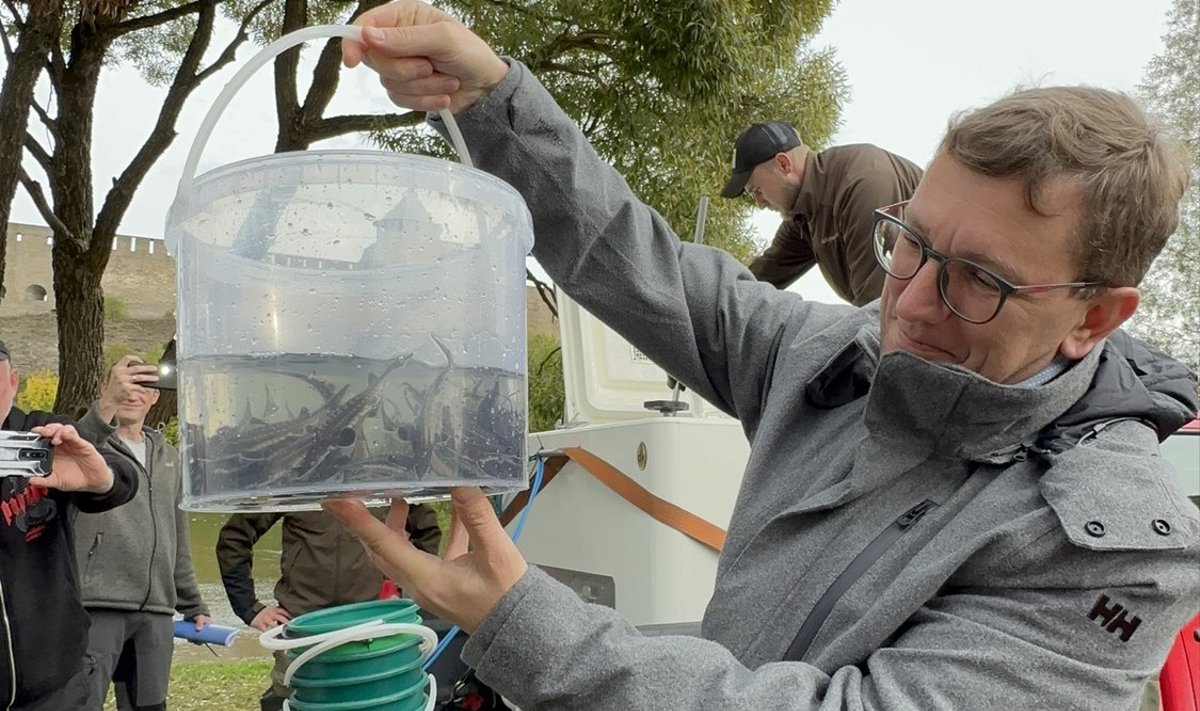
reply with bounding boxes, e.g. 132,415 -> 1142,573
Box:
278,599 -> 431,710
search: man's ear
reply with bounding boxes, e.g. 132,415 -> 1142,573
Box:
1059,286 -> 1140,360
775,151 -> 794,175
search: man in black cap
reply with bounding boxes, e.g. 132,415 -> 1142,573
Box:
0,338 -> 139,710
721,122 -> 923,305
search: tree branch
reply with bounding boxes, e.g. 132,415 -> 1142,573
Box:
29,95 -> 58,140
0,14 -> 17,59
272,0 -> 307,150
95,0 -> 218,240
109,0 -> 203,38
526,269 -> 558,319
1,0 -> 24,33
18,168 -> 74,244
304,111 -> 423,145
194,0 -> 275,83
23,132 -> 53,173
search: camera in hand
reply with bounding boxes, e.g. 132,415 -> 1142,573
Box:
0,431 -> 54,477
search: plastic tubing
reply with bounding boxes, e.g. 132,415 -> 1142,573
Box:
260,618 -> 439,711
174,24 -> 473,207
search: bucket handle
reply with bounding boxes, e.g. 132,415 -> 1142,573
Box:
174,24 -> 473,202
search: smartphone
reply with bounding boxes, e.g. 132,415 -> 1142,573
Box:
0,431 -> 54,477
145,360 -> 177,391
145,337 -> 178,391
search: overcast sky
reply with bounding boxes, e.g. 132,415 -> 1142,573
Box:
8,0 -> 1175,304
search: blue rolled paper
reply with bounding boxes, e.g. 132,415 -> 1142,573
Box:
173,621 -> 240,646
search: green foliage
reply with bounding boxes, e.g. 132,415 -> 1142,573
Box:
103,342 -> 137,371
1128,0 -> 1200,370
370,0 -> 849,262
161,417 -> 180,446
15,370 -> 58,413
528,330 -> 565,433
104,296 -> 130,323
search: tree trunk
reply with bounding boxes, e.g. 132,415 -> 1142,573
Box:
0,7 -> 60,301
49,25 -> 107,415
51,250 -> 105,415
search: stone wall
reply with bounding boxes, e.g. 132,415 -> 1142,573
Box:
2,223 -> 176,319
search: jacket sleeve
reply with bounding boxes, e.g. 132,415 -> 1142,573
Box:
748,218 -> 816,289
431,62 -> 850,435
71,442 -> 138,513
74,400 -> 117,447
831,169 -> 902,307
170,445 -> 208,619
216,512 -> 283,624
464,550 -> 1199,711
405,503 -> 443,556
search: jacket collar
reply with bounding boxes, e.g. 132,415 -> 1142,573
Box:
806,322 -> 1105,462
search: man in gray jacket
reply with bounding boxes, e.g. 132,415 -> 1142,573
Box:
325,5 -> 1200,710
74,355 -> 210,711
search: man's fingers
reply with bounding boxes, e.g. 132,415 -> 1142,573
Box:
384,498 -> 410,534
444,508 -> 469,559
361,23 -> 460,63
324,498 -> 441,582
450,487 -> 508,548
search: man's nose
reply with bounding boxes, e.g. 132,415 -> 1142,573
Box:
892,260 -> 949,323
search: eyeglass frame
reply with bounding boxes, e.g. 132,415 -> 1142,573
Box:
870,200 -> 1106,324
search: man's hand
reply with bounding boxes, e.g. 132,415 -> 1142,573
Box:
191,614 -> 212,632
97,355 -> 159,424
343,0 -> 509,115
325,487 -> 528,634
251,606 -> 291,631
28,423 -> 114,494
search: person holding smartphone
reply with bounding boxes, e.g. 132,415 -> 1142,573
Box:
0,338 -> 139,710
73,354 -> 210,711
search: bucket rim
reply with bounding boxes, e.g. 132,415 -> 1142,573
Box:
284,598 -> 422,636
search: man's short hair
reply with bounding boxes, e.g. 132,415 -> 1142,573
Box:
938,86 -> 1189,287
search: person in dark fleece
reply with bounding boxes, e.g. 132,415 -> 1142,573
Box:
0,339 -> 139,711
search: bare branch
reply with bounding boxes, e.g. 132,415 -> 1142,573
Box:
297,0 -> 389,126
18,168 -> 74,242
272,0 -> 307,149
1,0 -> 25,33
0,14 -> 17,58
23,132 -> 53,173
46,34 -> 67,93
527,269 -> 558,319
109,0 -> 203,38
29,95 -> 58,139
195,0 -> 275,83
304,112 -> 423,145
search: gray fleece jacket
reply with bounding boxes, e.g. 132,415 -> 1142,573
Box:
72,406 -> 208,619
435,63 -> 1200,711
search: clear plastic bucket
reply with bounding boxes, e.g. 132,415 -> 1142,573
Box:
165,26 -> 534,511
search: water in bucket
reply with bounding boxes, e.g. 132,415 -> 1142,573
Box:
166,27 -> 534,511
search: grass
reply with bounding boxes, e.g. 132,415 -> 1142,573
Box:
104,660 -> 273,710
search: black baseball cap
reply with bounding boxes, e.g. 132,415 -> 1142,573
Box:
720,121 -> 802,198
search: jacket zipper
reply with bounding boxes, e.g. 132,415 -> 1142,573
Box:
1,574 -> 15,711
139,440 -> 157,611
782,499 -> 939,662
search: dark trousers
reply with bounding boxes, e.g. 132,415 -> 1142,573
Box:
82,609 -> 174,711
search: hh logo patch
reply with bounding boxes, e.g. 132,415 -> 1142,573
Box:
1088,594 -> 1141,642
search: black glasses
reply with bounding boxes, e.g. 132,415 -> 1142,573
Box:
871,201 -> 1104,324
